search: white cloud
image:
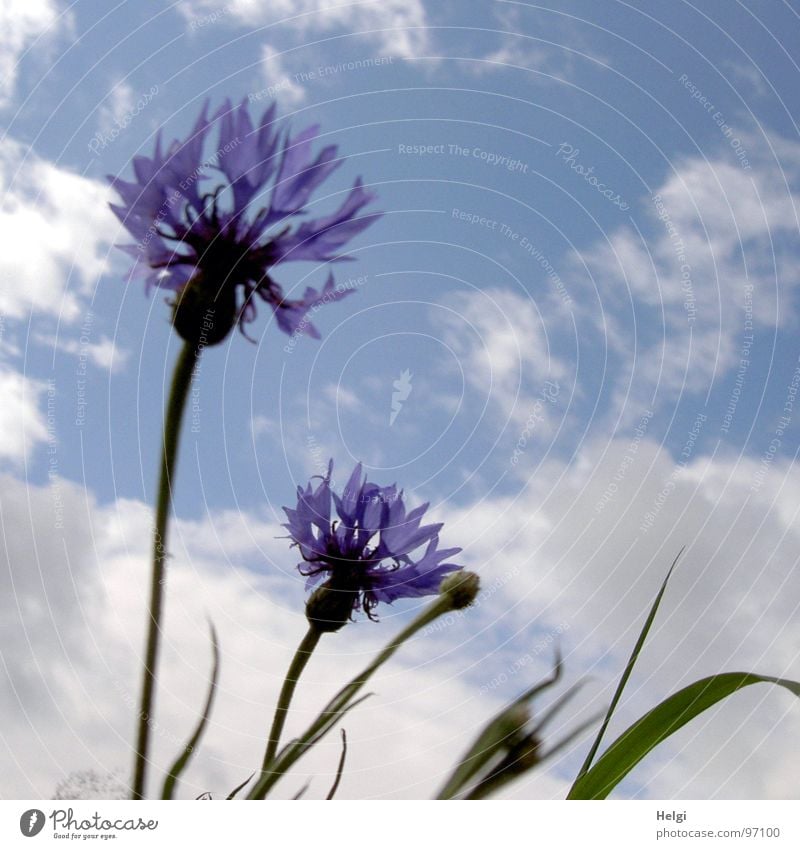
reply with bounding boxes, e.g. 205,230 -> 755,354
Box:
33,331 -> 129,373
478,38 -> 610,82
323,381 -> 360,411
0,137 -> 118,323
440,287 -> 568,429
571,141 -> 800,411
0,478 -> 502,799
179,0 -> 429,58
0,472 -> 99,735
723,61 -> 771,100
0,366 -> 49,463
471,5 -> 611,80
258,44 -> 306,106
445,436 -> 800,798
97,80 -> 135,136
0,0 -> 66,106
3,431 -> 799,798
251,413 -> 277,440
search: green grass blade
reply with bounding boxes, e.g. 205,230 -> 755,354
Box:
325,729 -> 348,800
161,622 -> 220,800
567,673 -> 800,799
437,654 -> 563,800
292,782 -> 310,800
247,694 -> 371,799
437,713 -> 522,800
226,772 -> 254,800
574,548 -> 683,783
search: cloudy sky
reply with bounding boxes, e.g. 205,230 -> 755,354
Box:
1,0 -> 800,801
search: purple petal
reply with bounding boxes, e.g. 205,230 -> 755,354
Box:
272,179 -> 380,263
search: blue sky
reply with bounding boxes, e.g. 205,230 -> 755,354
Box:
2,0 -> 800,800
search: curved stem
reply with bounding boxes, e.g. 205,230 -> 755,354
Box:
248,589 -> 462,799
132,340 -> 199,800
262,627 -> 323,772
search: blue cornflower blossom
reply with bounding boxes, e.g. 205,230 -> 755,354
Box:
283,461 -> 463,630
108,99 -> 380,345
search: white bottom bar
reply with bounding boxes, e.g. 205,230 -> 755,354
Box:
2,800 -> 798,848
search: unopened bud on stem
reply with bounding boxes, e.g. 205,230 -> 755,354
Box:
439,571 -> 480,610
305,582 -> 358,633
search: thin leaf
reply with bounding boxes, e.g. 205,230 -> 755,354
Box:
299,694 -> 373,755
292,782 -> 310,800
568,673 -> 800,799
575,548 -> 683,781
538,711 -> 606,764
248,694 -> 371,799
226,772 -> 254,800
458,685 -> 593,800
437,654 -> 562,800
161,621 -> 220,800
530,680 -> 588,736
438,715 -> 523,801
326,729 -> 348,800
248,589 -> 464,800
464,738 -> 540,800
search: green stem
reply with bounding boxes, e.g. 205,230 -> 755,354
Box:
249,593 -> 459,799
132,341 -> 199,800
262,627 -> 323,772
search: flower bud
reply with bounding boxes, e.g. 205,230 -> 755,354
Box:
439,570 -> 480,610
499,704 -> 530,738
305,582 -> 358,633
171,272 -> 237,347
508,734 -> 542,774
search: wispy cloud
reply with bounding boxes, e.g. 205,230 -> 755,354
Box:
178,0 -> 430,58
439,287 -> 568,428
258,44 -> 306,106
0,0 -> 69,106
0,367 -> 49,464
97,80 -> 135,136
469,5 -> 612,80
569,136 -> 800,418
3,431 -> 798,797
0,137 -> 117,323
33,331 -> 129,373
445,435 -> 800,797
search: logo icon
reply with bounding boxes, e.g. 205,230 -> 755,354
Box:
19,809 -> 45,837
390,369 -> 413,426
